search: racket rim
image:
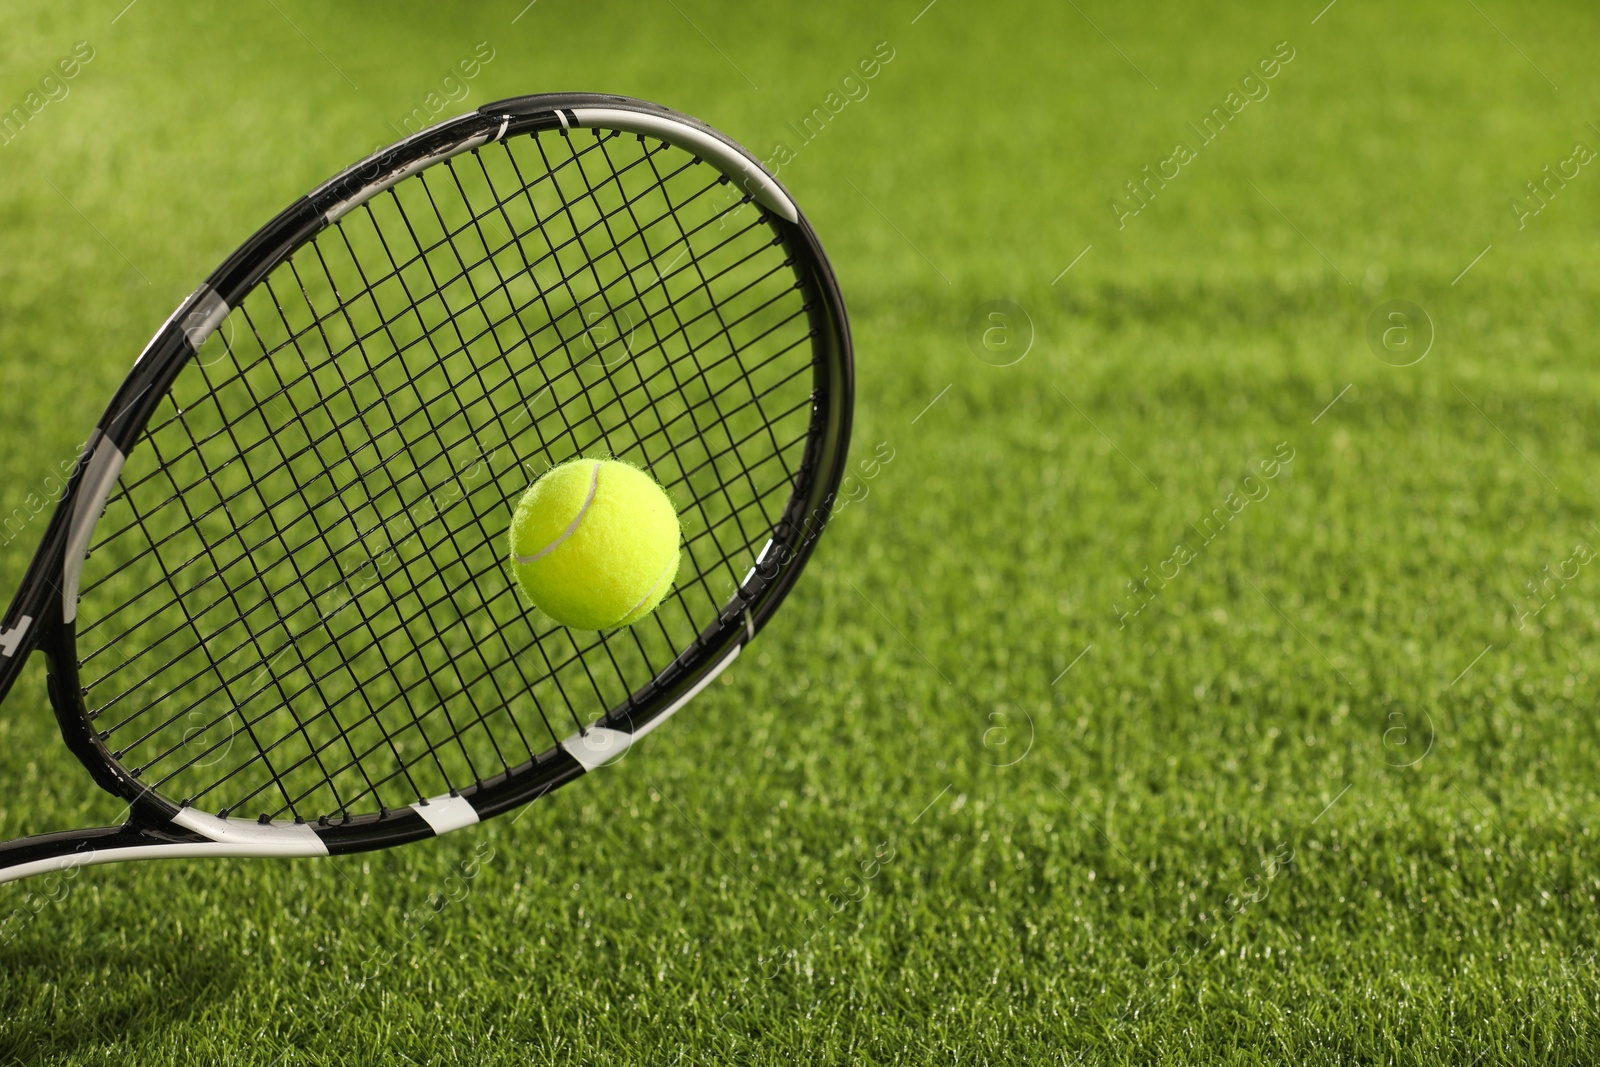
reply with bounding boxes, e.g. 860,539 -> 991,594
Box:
0,91 -> 853,875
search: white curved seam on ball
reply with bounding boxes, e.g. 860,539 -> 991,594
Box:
615,551 -> 678,626
514,460 -> 600,565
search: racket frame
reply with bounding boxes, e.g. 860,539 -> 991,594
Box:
0,93 -> 852,884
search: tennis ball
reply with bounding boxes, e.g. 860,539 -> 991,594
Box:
508,458 -> 681,630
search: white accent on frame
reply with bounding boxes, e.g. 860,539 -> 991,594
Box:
61,434 -> 127,622
0,616 -> 31,658
133,284 -> 208,366
170,807 -> 328,854
644,642 -> 740,739
323,132 -> 493,223
411,794 -> 480,835
568,108 -> 800,224
177,286 -> 230,350
560,643 -> 743,771
561,726 -> 632,770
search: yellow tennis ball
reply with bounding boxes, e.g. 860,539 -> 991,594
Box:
508,458 -> 681,630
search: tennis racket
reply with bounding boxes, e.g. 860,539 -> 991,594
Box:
0,93 -> 852,885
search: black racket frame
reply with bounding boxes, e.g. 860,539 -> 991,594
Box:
0,93 -> 852,874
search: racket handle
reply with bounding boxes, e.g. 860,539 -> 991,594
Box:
0,822 -> 193,887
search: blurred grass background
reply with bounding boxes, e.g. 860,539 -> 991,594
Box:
3,0 -> 1600,1063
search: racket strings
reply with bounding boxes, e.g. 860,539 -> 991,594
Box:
82,164 -> 780,674
89,160 -> 752,548
88,406 -> 808,761
78,280 -> 806,685
76,126 -> 818,823
81,196 -> 788,604
79,230 -> 807,711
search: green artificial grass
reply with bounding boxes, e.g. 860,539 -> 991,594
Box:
4,0 -> 1600,1062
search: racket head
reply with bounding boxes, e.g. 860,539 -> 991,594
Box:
5,93 -> 852,856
